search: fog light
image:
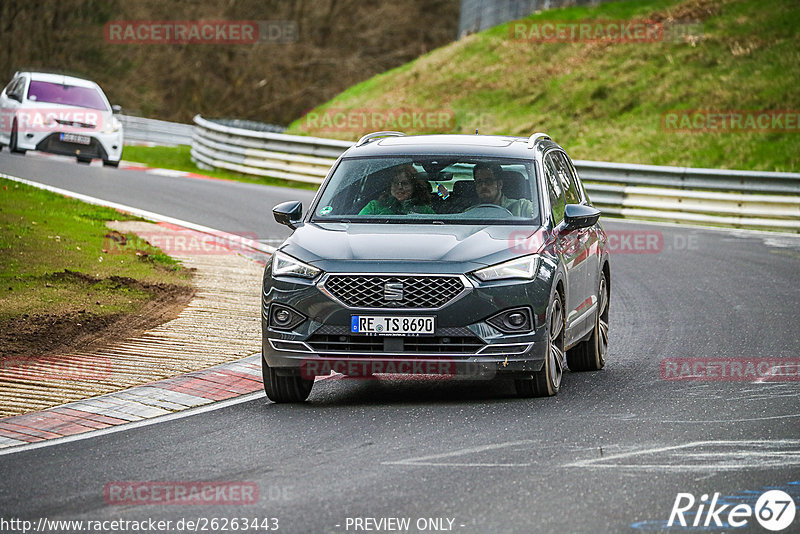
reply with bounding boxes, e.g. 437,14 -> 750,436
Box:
274,308 -> 291,325
269,304 -> 306,330
486,307 -> 533,334
507,313 -> 526,327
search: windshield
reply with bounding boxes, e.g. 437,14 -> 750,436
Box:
26,81 -> 109,110
311,156 -> 540,225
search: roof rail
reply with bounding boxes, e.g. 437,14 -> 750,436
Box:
355,131 -> 406,147
527,132 -> 551,149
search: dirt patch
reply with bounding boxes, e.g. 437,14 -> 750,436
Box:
650,0 -> 727,23
0,273 -> 194,359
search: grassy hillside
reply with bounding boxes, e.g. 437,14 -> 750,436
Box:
287,0 -> 800,172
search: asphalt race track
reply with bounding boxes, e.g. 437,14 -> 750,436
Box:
1,151 -> 799,533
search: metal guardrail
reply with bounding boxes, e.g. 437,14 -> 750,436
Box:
191,114 -> 349,184
191,115 -> 800,231
119,114 -> 194,146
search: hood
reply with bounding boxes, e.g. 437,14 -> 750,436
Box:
281,223 -> 546,271
18,102 -> 113,132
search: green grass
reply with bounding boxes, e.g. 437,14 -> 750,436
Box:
122,145 -> 319,190
286,0 -> 800,172
0,178 -> 191,321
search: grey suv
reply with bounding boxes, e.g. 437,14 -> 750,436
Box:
262,132 -> 610,402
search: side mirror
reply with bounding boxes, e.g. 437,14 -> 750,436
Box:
111,105 -> 122,114
563,204 -> 600,230
273,201 -> 303,229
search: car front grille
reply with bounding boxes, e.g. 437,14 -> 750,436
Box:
322,274 -> 465,309
306,335 -> 484,354
55,119 -> 95,129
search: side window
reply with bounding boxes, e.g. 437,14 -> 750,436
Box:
563,155 -> 588,203
2,78 -> 15,95
544,155 -> 566,225
5,78 -> 21,98
553,152 -> 581,205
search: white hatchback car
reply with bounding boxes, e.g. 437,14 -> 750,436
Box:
0,72 -> 123,166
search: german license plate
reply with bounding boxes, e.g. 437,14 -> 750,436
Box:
60,133 -> 91,145
351,316 -> 435,336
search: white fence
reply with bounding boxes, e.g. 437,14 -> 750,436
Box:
191,115 -> 800,231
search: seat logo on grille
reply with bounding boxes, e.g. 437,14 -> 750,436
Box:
384,282 -> 404,301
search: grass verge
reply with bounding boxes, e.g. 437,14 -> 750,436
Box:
286,0 -> 800,172
122,145 -> 320,191
0,177 -> 193,357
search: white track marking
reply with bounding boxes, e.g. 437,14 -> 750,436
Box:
565,440 -> 800,471
383,440 -> 536,467
0,391 -> 266,457
0,172 -> 276,253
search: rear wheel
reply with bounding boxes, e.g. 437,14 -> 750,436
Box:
515,291 -> 565,397
9,121 -> 26,154
567,271 -> 608,371
262,357 -> 313,403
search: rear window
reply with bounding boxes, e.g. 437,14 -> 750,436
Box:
27,81 -> 108,110
311,156 -> 540,225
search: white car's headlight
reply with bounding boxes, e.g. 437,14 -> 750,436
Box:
472,254 -> 540,281
102,117 -> 121,134
272,250 -> 320,279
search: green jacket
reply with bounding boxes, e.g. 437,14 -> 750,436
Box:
498,195 -> 535,218
359,197 -> 435,215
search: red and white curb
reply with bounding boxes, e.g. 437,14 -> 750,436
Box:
0,170 -> 287,453
0,354 -> 264,450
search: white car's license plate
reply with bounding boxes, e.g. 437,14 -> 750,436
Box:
351,316 -> 435,336
60,133 -> 91,145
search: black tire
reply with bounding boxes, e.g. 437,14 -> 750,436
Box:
9,121 -> 26,154
515,291 -> 565,397
567,271 -> 609,372
77,157 -> 92,164
103,160 -> 120,168
262,357 -> 313,403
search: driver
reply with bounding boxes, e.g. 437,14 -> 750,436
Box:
472,162 -> 534,217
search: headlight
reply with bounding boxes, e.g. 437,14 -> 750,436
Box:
102,117 -> 121,134
472,254 -> 540,281
271,250 -> 321,279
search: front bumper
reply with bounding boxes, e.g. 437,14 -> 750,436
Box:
262,268 -> 553,379
20,129 -> 123,161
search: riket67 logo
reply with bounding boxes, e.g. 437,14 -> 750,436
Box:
668,490 -> 796,531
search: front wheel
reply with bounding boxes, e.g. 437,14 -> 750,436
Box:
103,159 -> 120,168
262,358 -> 313,403
515,291 -> 565,397
567,271 -> 608,371
9,121 -> 26,154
